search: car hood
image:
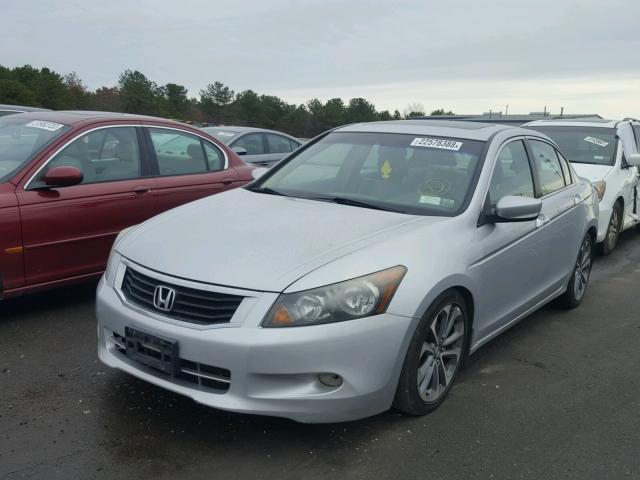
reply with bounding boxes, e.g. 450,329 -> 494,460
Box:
571,163 -> 612,183
117,188 -> 428,292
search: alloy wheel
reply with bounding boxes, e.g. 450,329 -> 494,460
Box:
573,238 -> 592,301
416,303 -> 465,402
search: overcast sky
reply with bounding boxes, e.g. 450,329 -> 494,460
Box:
3,0 -> 639,117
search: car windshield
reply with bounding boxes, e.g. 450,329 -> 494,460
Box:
205,129 -> 237,143
251,131 -> 486,216
529,126 -> 617,166
0,116 -> 70,182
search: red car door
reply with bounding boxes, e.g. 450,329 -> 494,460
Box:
144,127 -> 240,213
16,124 -> 159,286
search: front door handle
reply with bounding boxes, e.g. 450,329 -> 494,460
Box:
133,185 -> 152,195
574,194 -> 582,206
535,214 -> 549,228
221,179 -> 234,186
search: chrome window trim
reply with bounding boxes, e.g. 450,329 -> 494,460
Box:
24,123 -> 229,190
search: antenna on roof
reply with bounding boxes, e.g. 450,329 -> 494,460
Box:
544,106 -> 547,116
505,104 -> 509,116
560,107 -> 564,116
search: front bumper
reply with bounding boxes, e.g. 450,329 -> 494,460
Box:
96,276 -> 415,423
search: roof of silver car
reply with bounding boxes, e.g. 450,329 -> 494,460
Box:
335,120 -> 518,141
201,126 -> 298,138
525,118 -> 619,128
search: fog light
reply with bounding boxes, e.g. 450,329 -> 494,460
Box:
318,373 -> 343,388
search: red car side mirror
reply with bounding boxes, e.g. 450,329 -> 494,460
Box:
42,166 -> 84,188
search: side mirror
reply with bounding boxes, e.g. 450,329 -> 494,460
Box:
42,166 -> 83,188
232,146 -> 248,156
251,167 -> 269,180
627,153 -> 640,167
493,195 -> 542,222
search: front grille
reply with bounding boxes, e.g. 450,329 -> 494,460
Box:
120,267 -> 244,325
110,332 -> 231,391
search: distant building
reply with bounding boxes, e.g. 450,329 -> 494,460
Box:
413,111 -> 603,126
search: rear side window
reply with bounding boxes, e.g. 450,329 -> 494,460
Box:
35,126 -> 142,185
202,141 -> 224,171
149,129 -> 208,176
488,140 -> 535,205
529,140 -> 566,196
266,133 -> 293,154
233,133 -> 265,155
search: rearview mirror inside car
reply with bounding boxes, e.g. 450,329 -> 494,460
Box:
627,153 -> 640,167
42,166 -> 83,188
493,195 -> 542,222
232,146 -> 248,156
251,167 -> 269,180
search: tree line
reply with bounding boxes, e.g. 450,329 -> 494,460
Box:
0,65 -> 453,138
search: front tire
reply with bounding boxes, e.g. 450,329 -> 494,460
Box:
393,290 -> 469,416
559,233 -> 593,309
599,202 -> 622,255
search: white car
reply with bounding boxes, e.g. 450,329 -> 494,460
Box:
526,118 -> 640,254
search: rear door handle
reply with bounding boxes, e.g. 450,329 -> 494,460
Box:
133,185 -> 152,195
221,179 -> 234,186
574,194 -> 582,206
535,214 -> 549,228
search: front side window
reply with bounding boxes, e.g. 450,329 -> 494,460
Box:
34,126 -> 141,186
529,140 -> 566,196
0,116 -> 70,182
528,126 -> 617,166
488,140 -> 534,205
266,134 -> 293,154
252,132 -> 486,216
632,125 -> 640,152
149,129 -> 208,175
233,133 -> 265,155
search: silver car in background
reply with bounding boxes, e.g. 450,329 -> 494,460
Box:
97,120 -> 598,423
201,126 -> 301,167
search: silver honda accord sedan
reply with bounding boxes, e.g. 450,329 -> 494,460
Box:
97,120 -> 598,423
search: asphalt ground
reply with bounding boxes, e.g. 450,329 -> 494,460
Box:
1,230 -> 640,480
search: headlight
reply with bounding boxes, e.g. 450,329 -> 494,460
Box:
262,266 -> 407,327
104,250 -> 122,287
593,180 -> 606,201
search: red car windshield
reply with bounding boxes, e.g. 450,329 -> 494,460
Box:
0,116 -> 70,182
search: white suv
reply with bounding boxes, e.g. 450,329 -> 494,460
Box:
526,118 -> 640,254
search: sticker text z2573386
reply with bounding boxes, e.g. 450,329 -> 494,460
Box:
410,137 -> 463,151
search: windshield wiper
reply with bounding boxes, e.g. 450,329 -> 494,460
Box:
247,186 -> 286,196
312,196 -> 406,213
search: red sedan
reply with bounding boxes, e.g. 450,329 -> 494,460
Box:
0,111 -> 254,299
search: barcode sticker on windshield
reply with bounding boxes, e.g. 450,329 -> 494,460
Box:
584,136 -> 608,147
26,120 -> 65,132
410,137 -> 463,151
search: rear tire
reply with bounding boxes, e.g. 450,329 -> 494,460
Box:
559,233 -> 593,309
393,290 -> 470,416
599,202 -> 622,255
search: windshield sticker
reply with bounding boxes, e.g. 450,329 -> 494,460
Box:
584,136 -> 609,147
594,155 -> 605,160
419,195 -> 441,205
380,160 -> 392,179
410,137 -> 463,151
421,178 -> 451,196
25,120 -> 65,132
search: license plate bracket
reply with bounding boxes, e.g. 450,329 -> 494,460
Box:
125,326 -> 179,375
